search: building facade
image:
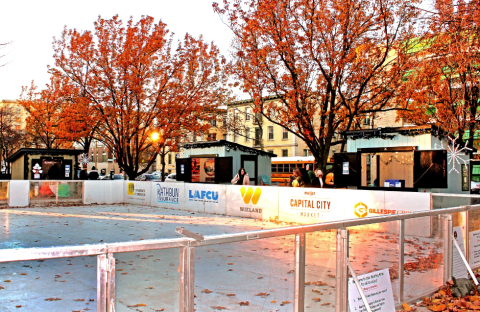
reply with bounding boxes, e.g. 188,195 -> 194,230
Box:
224,98 -> 329,158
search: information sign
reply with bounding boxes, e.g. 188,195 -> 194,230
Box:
453,226 -> 468,279
348,268 -> 395,312
470,230 -> 480,268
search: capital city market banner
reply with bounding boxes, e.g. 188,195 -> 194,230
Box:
278,188 -> 431,229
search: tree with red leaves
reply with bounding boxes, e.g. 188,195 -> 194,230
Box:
214,0 -> 419,172
50,15 -> 230,179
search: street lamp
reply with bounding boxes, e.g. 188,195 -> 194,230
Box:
151,132 -> 160,142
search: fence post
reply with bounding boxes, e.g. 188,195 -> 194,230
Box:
106,253 -> 116,312
97,254 -> 108,312
56,182 -> 59,205
335,228 -> 349,312
294,233 -> 306,312
465,207 -> 470,263
179,246 -> 195,312
444,214 -> 453,283
398,219 -> 405,304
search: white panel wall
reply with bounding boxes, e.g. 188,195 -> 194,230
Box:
278,187 -> 344,223
8,180 -> 29,207
385,192 -> 432,236
104,181 -> 124,204
83,181 -> 124,204
124,181 -> 152,206
83,181 -> 105,204
226,185 -> 279,220
150,181 -> 185,209
184,183 -> 206,212
204,184 -> 226,215
278,188 -> 431,235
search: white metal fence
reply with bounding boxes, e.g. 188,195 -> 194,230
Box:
1,204 -> 477,312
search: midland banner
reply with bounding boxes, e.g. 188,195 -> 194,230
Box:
226,185 -> 279,219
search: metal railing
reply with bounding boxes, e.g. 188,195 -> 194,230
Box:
1,204 -> 478,312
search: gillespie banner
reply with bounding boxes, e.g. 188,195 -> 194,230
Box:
278,188 -> 430,224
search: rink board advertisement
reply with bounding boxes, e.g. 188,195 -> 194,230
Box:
151,182 -> 185,209
226,185 -> 279,219
278,188 -> 344,223
184,183 -> 226,214
125,181 -> 151,206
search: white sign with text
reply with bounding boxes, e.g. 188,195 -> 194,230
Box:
453,226 -> 468,279
470,230 -> 480,268
348,268 -> 395,312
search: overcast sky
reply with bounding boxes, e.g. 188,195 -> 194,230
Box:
0,0 -> 234,101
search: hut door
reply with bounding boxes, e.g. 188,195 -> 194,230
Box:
241,155 -> 258,185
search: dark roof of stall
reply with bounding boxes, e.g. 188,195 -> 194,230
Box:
181,140 -> 277,157
7,148 -> 84,163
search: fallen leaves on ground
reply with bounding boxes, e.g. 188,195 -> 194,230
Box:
255,292 -> 270,298
402,302 -> 412,311
127,303 -> 147,307
201,289 -> 213,294
211,306 -> 227,310
239,301 -> 249,306
417,279 -> 480,311
44,298 -> 62,301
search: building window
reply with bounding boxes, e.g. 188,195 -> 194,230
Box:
168,153 -> 172,164
207,133 -> 216,141
245,127 -> 250,142
303,149 -> 312,157
253,112 -> 262,125
234,133 -> 238,143
363,116 -> 370,125
268,150 -> 274,154
246,108 -> 251,120
282,149 -> 288,157
282,128 -> 288,140
255,128 -> 262,146
210,119 -> 217,127
268,126 -> 274,140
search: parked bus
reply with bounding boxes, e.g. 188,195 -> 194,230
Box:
271,156 -> 334,186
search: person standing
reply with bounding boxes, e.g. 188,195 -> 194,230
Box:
292,168 -> 305,187
88,166 -> 100,180
306,164 -> 315,184
312,169 -> 324,188
231,168 -> 250,185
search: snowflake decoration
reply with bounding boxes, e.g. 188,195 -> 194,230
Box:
435,136 -> 472,174
79,153 -> 91,166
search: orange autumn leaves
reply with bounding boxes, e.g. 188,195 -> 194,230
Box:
396,0 -> 480,149
214,0 -> 419,171
20,15 -> 231,179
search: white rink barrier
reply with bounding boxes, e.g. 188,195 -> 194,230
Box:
83,180 -> 124,204
5,180 -> 433,234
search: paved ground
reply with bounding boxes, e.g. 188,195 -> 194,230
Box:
0,205 -> 443,312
